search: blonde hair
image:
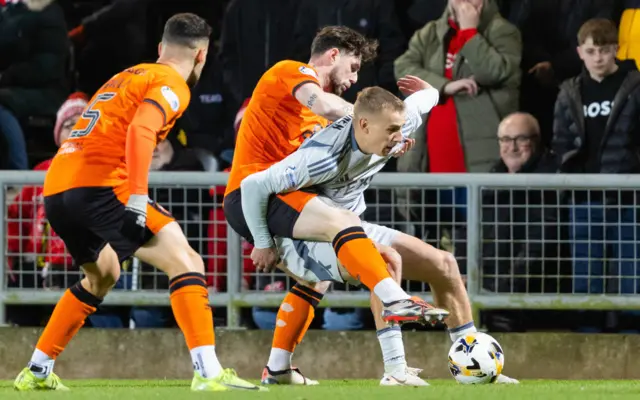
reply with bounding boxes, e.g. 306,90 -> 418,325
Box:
354,87 -> 405,117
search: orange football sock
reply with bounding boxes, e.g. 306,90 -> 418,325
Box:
272,284 -> 322,352
35,282 -> 101,359
169,272 -> 222,379
268,284 -> 322,371
332,226 -> 392,290
169,272 -> 215,349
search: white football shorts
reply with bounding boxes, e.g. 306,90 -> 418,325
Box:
273,221 -> 399,286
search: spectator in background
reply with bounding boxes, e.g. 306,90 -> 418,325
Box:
291,0 -> 405,103
68,0 -> 150,95
393,0 -> 520,243
6,92 -> 87,289
0,0 -> 69,170
394,0 -> 521,175
219,0 -> 300,112
552,19 -> 640,296
480,113 -> 562,294
455,113 -> 563,331
498,0 -> 619,145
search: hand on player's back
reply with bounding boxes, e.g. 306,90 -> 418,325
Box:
251,246 -> 280,272
398,75 -> 432,96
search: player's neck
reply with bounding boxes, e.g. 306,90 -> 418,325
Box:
352,126 -> 369,154
307,57 -> 331,91
156,58 -> 190,82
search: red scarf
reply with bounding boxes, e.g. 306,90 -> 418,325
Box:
426,19 -> 477,173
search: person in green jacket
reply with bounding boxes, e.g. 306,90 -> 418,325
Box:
394,0 -> 521,175
393,0 -> 521,233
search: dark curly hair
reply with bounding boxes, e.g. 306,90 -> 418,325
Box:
310,26 -> 378,63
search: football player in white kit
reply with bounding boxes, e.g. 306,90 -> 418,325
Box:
238,76 -> 519,386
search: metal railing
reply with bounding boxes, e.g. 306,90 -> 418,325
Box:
3,171 -> 640,327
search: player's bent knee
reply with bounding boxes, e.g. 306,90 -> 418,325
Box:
187,248 -> 205,275
337,209 -> 362,228
82,244 -> 121,295
326,209 -> 362,239
135,222 -> 204,278
142,244 -> 202,278
295,198 -> 363,241
437,251 -> 461,283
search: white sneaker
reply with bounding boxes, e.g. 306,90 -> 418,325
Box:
380,367 -> 429,387
495,374 -> 519,384
261,366 -> 319,385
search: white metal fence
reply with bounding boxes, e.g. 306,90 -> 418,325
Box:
3,171 -> 640,327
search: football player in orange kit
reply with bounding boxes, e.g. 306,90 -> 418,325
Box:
224,26 -> 447,385
14,13 -> 264,393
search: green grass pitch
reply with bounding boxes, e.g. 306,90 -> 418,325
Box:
2,379 -> 640,399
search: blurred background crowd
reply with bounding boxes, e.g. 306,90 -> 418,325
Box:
3,0 -> 640,334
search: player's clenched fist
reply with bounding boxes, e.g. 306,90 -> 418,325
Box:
251,246 -> 280,272
121,194 -> 148,242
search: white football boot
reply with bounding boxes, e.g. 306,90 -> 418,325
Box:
495,374 -> 520,384
382,297 -> 449,326
261,366 -> 319,385
380,367 -> 429,386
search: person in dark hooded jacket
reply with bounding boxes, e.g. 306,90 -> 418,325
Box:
498,0 -> 620,145
552,19 -> 640,296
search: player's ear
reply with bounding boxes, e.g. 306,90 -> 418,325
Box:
196,48 -> 207,64
157,42 -> 162,57
329,48 -> 340,64
359,117 -> 368,132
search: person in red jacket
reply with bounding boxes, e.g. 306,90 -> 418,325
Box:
6,92 -> 89,286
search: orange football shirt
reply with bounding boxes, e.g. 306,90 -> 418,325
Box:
225,60 -> 329,195
43,63 -> 190,196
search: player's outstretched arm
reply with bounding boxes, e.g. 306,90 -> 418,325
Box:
294,82 -> 354,121
399,76 -> 440,136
